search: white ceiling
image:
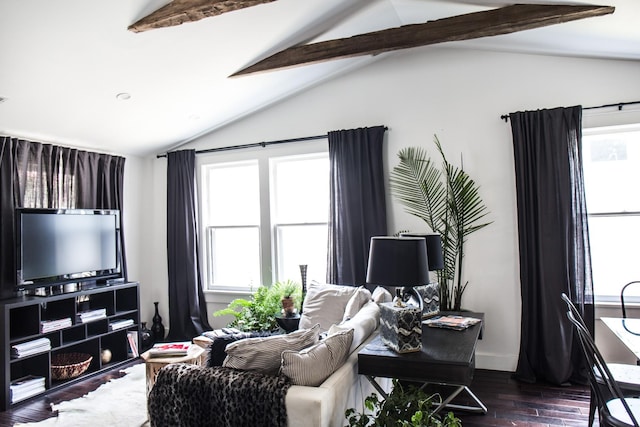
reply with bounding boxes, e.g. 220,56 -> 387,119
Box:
1,0 -> 639,157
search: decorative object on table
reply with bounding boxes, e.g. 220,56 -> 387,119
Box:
423,315 -> 482,331
275,313 -> 301,333
345,379 -> 462,427
390,135 -> 492,311
140,321 -> 154,351
100,348 -> 112,364
51,353 -> 93,380
299,264 -> 308,313
366,236 -> 430,353
147,341 -> 191,358
213,280 -> 302,332
151,301 -> 165,342
400,232 -> 444,318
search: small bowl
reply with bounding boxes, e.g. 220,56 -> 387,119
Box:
51,353 -> 93,380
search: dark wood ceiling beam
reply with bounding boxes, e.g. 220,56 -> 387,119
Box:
128,0 -> 276,33
231,4 -> 614,77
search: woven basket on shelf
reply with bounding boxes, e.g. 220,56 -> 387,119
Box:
51,353 -> 92,380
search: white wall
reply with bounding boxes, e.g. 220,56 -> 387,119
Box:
142,46 -> 640,370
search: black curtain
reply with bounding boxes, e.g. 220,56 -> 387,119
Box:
166,150 -> 211,340
510,106 -> 593,385
0,137 -> 127,298
326,126 -> 388,285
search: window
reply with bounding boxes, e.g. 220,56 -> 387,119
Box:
200,147 -> 329,292
583,125 -> 640,302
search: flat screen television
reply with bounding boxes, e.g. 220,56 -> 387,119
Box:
16,208 -> 122,290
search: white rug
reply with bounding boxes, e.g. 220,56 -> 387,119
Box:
16,363 -> 148,427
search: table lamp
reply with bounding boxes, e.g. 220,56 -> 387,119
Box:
366,236 -> 430,353
400,232 -> 444,317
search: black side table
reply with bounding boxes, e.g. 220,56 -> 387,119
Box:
358,311 -> 486,415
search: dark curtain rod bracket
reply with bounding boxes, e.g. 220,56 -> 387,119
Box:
157,126 -> 388,158
500,101 -> 640,122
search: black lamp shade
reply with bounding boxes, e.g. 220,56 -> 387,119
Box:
400,232 -> 444,271
365,237 -> 430,286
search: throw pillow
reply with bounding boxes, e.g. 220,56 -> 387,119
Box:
329,300 -> 380,353
342,286 -> 373,321
204,331 -> 274,367
298,283 -> 360,332
372,286 -> 393,304
280,328 -> 354,386
222,324 -> 320,375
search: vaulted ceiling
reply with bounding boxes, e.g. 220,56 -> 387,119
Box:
1,0 -> 639,157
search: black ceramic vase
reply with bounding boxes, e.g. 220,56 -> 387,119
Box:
151,301 -> 165,342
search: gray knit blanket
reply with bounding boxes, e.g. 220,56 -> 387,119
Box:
148,363 -> 291,427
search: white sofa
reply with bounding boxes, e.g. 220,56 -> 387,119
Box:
150,284 -> 391,427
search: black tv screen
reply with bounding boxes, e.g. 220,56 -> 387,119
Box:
16,209 -> 121,289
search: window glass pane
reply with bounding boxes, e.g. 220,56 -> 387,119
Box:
273,156 -> 329,223
588,215 -> 640,299
207,226 -> 260,288
583,130 -> 640,213
205,162 -> 259,225
276,224 -> 327,284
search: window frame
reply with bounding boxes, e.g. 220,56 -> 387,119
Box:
197,139 -> 329,295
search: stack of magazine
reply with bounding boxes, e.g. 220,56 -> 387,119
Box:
10,375 -> 45,403
108,318 -> 134,331
40,317 -> 72,333
76,308 -> 107,323
147,342 -> 191,358
11,337 -> 51,359
423,315 -> 482,331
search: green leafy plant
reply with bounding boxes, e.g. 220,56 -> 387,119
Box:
390,135 -> 491,311
213,280 -> 302,332
345,380 -> 462,427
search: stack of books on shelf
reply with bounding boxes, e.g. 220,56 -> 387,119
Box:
423,315 -> 482,331
126,331 -> 139,358
147,342 -> 191,358
40,317 -> 72,333
76,308 -> 107,323
10,375 -> 46,403
11,337 -> 51,359
108,318 -> 134,331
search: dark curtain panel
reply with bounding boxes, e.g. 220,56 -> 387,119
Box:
510,106 -> 593,385
327,126 -> 388,285
71,150 -> 128,279
166,150 -> 211,340
0,137 -> 17,299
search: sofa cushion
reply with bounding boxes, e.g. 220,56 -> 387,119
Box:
299,283 -> 360,332
280,328 -> 354,386
223,324 -> 320,375
204,331 -> 274,367
342,286 -> 373,321
372,286 -> 393,304
329,300 -> 380,353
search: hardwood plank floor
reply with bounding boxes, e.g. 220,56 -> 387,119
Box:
0,366 -> 593,426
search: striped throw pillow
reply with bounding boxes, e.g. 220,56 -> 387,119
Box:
280,328 -> 354,386
223,324 -> 320,375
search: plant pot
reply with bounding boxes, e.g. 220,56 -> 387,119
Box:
281,297 -> 295,317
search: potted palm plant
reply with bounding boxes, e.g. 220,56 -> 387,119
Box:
390,135 -> 491,311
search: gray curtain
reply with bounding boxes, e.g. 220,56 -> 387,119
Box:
510,106 -> 593,385
166,150 -> 211,341
327,126 -> 387,286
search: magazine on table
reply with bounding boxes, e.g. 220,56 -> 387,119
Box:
147,341 -> 191,357
423,315 -> 482,331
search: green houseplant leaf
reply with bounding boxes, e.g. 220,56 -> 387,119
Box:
390,135 -> 492,311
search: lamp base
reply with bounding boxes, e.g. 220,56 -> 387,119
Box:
379,302 -> 422,353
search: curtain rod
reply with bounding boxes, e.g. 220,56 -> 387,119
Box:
499,101 -> 640,122
156,126 -> 389,159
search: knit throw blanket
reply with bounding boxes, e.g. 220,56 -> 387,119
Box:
148,363 -> 291,427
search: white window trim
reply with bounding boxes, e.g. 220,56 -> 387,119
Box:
197,139 -> 328,297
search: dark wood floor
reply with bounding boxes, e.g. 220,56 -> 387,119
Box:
0,365 -> 593,426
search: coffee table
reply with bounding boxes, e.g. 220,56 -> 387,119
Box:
140,344 -> 206,394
